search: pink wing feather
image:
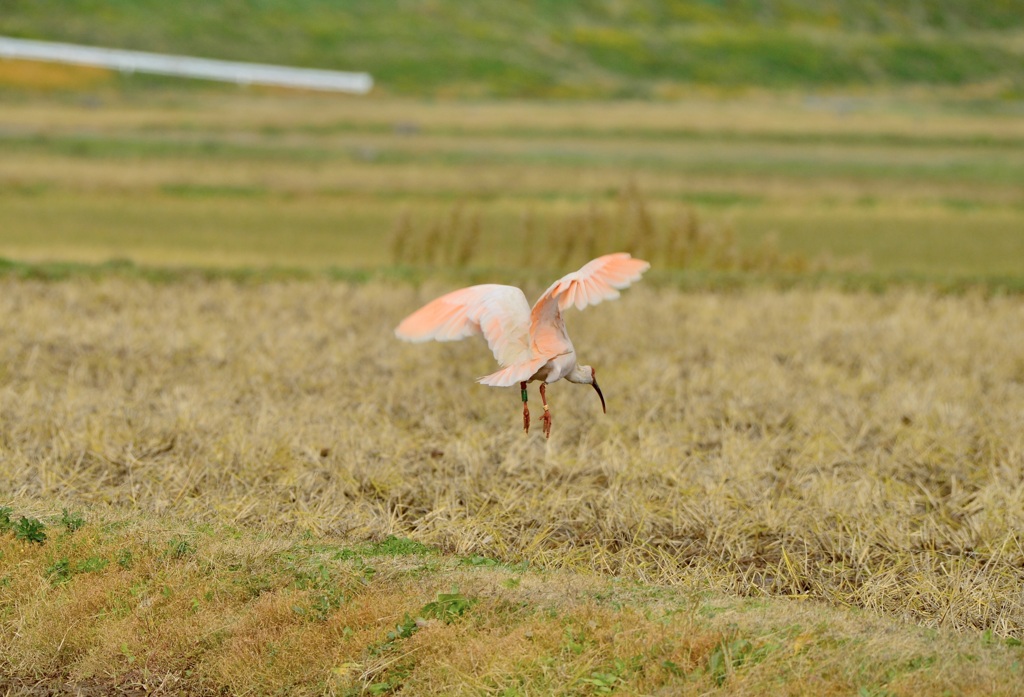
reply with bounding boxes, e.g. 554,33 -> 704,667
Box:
539,253 -> 651,312
394,284 -> 533,368
530,253 -> 650,356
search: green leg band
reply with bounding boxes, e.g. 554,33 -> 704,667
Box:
521,388 -> 528,402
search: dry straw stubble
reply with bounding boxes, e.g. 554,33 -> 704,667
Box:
0,278 -> 1022,638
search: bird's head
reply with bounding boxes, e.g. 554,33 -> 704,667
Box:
570,364 -> 605,414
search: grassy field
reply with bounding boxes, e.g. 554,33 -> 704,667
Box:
2,1 -> 1024,97
1,278 -> 1022,693
3,514 -> 1023,696
1,92 -> 1023,286
2,7 -> 1024,690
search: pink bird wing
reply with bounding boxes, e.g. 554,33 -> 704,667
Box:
529,253 -> 650,356
395,284 -> 533,367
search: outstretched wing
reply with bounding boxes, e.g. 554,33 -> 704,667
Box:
395,284 -> 533,368
530,253 -> 650,356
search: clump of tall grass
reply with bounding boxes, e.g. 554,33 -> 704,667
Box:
390,204 -> 481,269
389,183 -> 826,273
537,182 -> 814,273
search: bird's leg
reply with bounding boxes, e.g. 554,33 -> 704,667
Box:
540,383 -> 552,439
520,381 -> 530,434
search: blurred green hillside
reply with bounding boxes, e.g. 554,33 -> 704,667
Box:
1,0 -> 1023,97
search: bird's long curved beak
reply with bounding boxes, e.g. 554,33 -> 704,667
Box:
593,380 -> 606,414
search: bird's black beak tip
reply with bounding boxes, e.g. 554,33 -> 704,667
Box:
593,381 -> 606,414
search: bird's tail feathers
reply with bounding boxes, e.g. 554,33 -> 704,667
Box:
477,357 -> 549,387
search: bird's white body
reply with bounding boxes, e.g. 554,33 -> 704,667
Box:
395,253 -> 650,436
531,351 -> 577,384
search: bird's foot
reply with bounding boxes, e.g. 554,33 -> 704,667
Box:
542,407 -> 552,439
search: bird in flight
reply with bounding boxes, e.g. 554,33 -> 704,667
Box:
395,253 -> 650,438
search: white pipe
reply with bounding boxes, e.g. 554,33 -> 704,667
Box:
0,36 -> 373,94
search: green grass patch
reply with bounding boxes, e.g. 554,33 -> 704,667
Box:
337,535 -> 437,559
2,256 -> 1022,295
2,1 -> 1023,97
